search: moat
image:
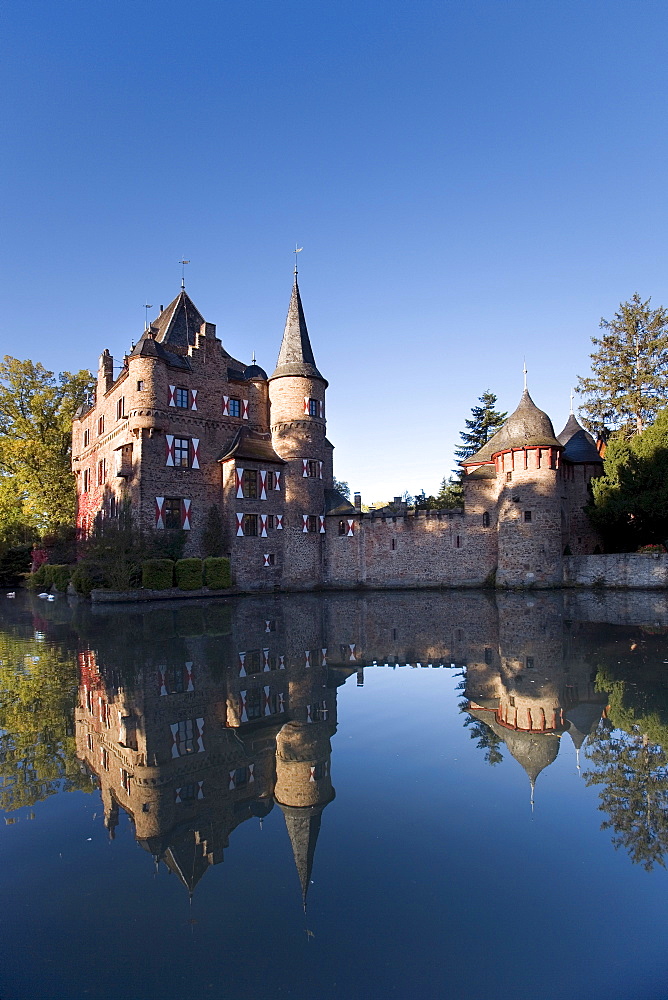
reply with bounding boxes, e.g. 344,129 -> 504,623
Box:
1,588 -> 668,1000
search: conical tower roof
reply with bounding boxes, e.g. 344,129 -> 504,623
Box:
464,389 -> 561,465
279,802 -> 326,909
270,276 -> 326,382
557,414 -> 603,464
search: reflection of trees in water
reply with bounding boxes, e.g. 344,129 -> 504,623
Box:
585,727 -> 668,871
0,632 -> 92,812
462,714 -> 504,765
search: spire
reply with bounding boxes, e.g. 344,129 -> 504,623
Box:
280,803 -> 324,911
270,276 -> 325,382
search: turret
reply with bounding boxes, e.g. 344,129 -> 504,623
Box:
556,412 -> 604,555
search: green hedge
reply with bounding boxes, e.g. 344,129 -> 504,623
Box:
175,558 -> 203,591
71,565 -> 94,597
142,559 -> 174,590
203,556 -> 231,590
28,564 -> 51,590
50,565 -> 73,592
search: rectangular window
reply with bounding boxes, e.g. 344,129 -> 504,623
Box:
109,495 -> 117,518
307,460 -> 319,478
244,513 -> 258,536
266,514 -> 274,529
120,768 -> 131,793
86,733 -> 94,751
177,719 -> 195,755
83,428 -> 90,448
246,689 -> 262,720
137,380 -> 145,391
391,537 -> 396,550
505,472 -> 512,482
116,397 -> 125,420
307,515 -> 318,533
526,657 -> 535,670
178,783 -> 199,802
101,747 -> 109,771
82,468 -> 90,492
164,498 -> 182,530
175,387 -> 189,409
482,512 -> 490,527
233,766 -> 249,787
266,471 -> 276,490
338,520 -> 346,536
174,437 -> 190,467
312,762 -> 328,780
524,510 -> 532,522
97,459 -> 106,486
245,650 -> 262,674
98,415 -> 104,436
484,647 -> 493,664
229,398 -> 241,418
168,665 -> 185,693
264,553 -> 276,566
308,398 -> 319,417
243,469 -> 258,498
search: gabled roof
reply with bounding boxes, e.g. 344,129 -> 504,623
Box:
217,427 -> 287,464
557,413 -> 603,464
324,488 -> 356,515
149,290 -> 209,352
129,332 -> 192,370
463,389 -> 561,465
270,276 -> 326,383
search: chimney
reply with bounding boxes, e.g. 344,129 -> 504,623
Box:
353,492 -> 362,511
97,349 -> 114,393
393,497 -> 401,505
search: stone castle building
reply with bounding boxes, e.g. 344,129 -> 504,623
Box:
72,274 -> 603,589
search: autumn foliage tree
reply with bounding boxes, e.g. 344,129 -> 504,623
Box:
0,357 -> 94,540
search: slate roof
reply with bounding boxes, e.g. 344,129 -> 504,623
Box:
324,488 -> 356,515
217,427 -> 287,464
464,389 -> 561,465
129,333 -> 192,370
149,290 -> 207,351
270,277 -> 326,383
557,413 -> 603,464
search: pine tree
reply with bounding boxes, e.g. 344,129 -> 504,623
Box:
577,293 -> 668,436
454,391 -> 507,463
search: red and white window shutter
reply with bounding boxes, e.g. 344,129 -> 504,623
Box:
239,690 -> 248,723
181,499 -> 191,530
236,514 -> 244,536
190,389 -> 198,410
259,471 -> 267,500
196,717 -> 205,752
155,497 -> 165,529
319,515 -> 326,534
263,553 -> 271,567
185,662 -> 194,692
275,514 -> 283,530
319,461 -> 323,479
263,685 -> 271,715
274,471 -> 281,491
346,519 -> 355,536
158,667 -> 167,696
222,395 -> 230,416
190,439 -> 200,469
303,396 -> 310,415
168,385 -> 176,407
302,459 -> 309,477
242,399 -> 249,420
165,435 -> 175,466
302,514 -> 309,532
235,468 -> 244,499
260,514 -> 268,537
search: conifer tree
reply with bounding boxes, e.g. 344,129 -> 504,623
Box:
454,391 -> 507,463
577,293 -> 668,436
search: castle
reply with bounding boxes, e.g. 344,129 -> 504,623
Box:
72,273 -> 603,589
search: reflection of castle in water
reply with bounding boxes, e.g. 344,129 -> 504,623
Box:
74,591 -> 620,897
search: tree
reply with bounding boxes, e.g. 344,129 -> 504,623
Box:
332,477 -> 351,500
0,357 -> 94,532
588,405 -> 668,549
584,727 -> 668,870
454,391 -> 507,463
577,293 -> 668,437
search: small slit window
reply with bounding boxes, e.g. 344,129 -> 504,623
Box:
482,512 -> 490,527
524,510 -> 532,522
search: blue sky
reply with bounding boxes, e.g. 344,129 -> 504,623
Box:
2,0 -> 668,500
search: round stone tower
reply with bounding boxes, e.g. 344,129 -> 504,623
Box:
466,389 -> 564,587
268,271 -> 330,584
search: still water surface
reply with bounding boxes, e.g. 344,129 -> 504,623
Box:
1,588 -> 668,1000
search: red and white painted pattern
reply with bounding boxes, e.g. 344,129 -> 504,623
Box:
275,514 -> 283,530
263,649 -> 270,670
181,499 -> 191,530
158,667 -> 168,696
304,650 -> 311,668
263,553 -> 271,567
170,722 -> 179,758
259,471 -> 267,500
168,385 -> 176,407
238,652 -> 246,677
302,514 -> 309,533
263,685 -> 272,716
235,468 -> 244,499
279,654 -> 285,669
278,692 -> 285,713
346,519 -> 355,536
236,513 -> 244,536
191,439 -> 200,469
190,389 -> 198,411
348,643 -> 357,661
302,459 -> 309,477
319,400 -> 324,418
196,717 -> 204,752
303,396 -> 310,415
222,395 -> 230,416
274,471 -> 281,491
319,515 -> 326,534
260,514 -> 268,538
155,497 -> 165,529
185,661 -> 194,692
242,399 -> 249,420
239,691 -> 248,723
319,461 -> 323,479
165,435 -> 175,466
321,649 -> 327,666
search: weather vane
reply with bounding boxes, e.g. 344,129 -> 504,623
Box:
523,359 -> 528,392
570,387 -> 575,414
179,258 -> 190,289
143,303 -> 153,331
293,244 -> 303,275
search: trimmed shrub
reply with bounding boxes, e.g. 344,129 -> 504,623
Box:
203,556 -> 231,590
71,565 -> 94,597
142,559 -> 174,590
28,564 -> 52,590
50,565 -> 73,592
175,558 -> 203,591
